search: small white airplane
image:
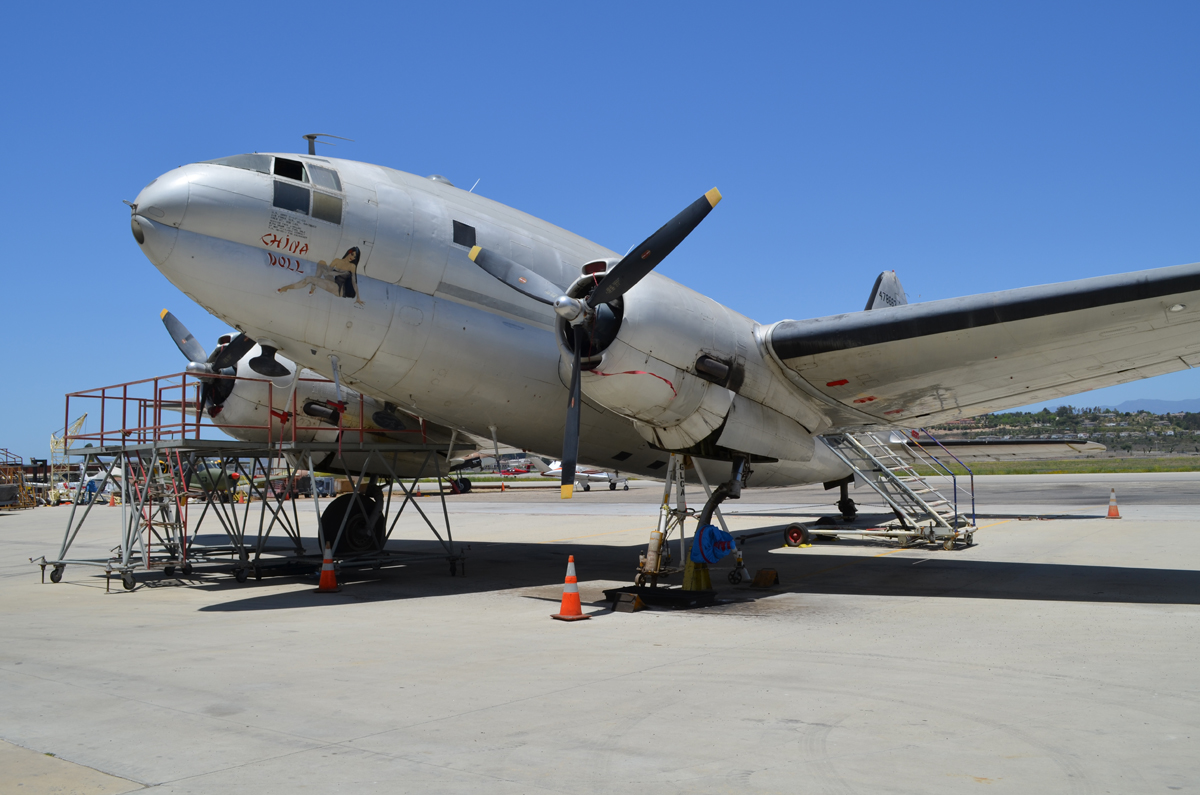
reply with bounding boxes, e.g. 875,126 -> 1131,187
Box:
527,458 -> 629,491
128,141 -> 1200,518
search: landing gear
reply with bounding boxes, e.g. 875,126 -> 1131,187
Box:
837,482 -> 857,522
582,482 -> 590,492
623,484 -> 629,491
457,477 -> 472,493
609,482 -> 617,491
784,523 -> 810,547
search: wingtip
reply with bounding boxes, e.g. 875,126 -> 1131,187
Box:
705,187 -> 722,208
561,484 -> 574,500
468,245 -> 482,262
160,308 -> 169,320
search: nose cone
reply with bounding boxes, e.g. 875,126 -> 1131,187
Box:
134,170 -> 190,228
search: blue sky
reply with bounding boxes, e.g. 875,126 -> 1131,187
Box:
2,2 -> 1199,458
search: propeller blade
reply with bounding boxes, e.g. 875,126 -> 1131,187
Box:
588,188 -> 722,308
468,246 -> 564,305
160,309 -> 208,363
211,333 -> 255,371
561,325 -> 585,499
198,381 -> 212,420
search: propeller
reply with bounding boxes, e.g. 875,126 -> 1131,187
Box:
249,345 -> 290,377
160,310 -> 254,416
466,188 -> 722,497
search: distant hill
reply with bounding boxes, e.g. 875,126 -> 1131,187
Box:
1109,399 -> 1200,414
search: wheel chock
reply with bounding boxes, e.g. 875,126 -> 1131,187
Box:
751,568 -> 780,588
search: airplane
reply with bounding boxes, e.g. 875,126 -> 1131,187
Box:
126,142 -> 1200,522
528,458 -> 629,491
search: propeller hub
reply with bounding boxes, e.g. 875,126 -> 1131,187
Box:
185,361 -> 211,376
553,295 -> 588,324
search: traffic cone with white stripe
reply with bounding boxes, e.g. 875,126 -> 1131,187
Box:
1107,488 -> 1121,519
315,543 -> 341,592
551,555 -> 590,621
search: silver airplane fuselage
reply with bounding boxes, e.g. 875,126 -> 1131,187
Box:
131,153 -> 851,487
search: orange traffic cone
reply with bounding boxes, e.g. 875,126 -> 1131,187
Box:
1107,488 -> 1121,519
551,555 -> 590,621
315,543 -> 341,592
108,494 -> 116,507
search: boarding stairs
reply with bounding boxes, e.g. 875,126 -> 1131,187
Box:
822,431 -> 976,549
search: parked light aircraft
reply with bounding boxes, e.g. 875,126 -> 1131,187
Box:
128,144 -> 1200,516
528,458 -> 629,491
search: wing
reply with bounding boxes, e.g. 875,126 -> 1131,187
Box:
768,261 -> 1200,427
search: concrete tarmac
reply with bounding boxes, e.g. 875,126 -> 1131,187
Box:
1,473 -> 1197,793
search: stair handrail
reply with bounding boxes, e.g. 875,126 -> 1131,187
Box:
888,432 -> 961,528
916,429 -> 976,526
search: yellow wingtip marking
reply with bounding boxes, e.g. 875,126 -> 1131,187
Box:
561,484 -> 574,500
468,245 -> 482,262
705,187 -> 722,207
160,308 -> 169,319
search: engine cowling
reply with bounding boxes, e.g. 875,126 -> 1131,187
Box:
556,267 -> 819,460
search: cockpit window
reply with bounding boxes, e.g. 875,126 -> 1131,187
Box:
203,154 -> 271,174
273,157 -> 308,182
309,164 -> 342,191
273,181 -> 310,214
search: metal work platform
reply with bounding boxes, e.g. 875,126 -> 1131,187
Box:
33,373 -> 468,591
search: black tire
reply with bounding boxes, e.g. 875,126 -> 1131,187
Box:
784,523 -> 810,547
457,478 -> 472,493
121,573 -> 135,591
610,482 -> 617,491
583,483 -> 590,492
623,484 -> 629,491
234,568 -> 248,583
319,493 -> 386,557
163,566 -> 176,577
50,566 -> 63,583
728,570 -> 743,585
181,562 -> 193,575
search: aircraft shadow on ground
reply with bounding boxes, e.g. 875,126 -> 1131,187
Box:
172,531 -> 1200,612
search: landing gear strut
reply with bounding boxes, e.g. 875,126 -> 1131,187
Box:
837,482 -> 857,522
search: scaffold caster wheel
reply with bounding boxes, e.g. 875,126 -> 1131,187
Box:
728,570 -> 743,585
121,573 -> 135,591
965,533 -> 975,546
163,566 -> 176,577
181,563 -> 193,575
234,568 -> 248,583
50,566 -> 63,584
634,573 -> 646,586
942,538 -> 956,551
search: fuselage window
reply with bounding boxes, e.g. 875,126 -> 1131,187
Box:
203,154 -> 271,174
273,181 -> 310,214
273,157 -> 308,183
309,165 -> 342,192
312,192 -> 343,224
452,221 -> 476,248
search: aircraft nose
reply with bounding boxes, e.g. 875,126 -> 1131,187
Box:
133,170 -> 190,229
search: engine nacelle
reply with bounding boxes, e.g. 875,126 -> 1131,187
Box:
556,266 -> 831,461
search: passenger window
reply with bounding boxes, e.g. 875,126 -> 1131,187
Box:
203,154 -> 271,174
312,192 -> 342,224
452,221 -> 476,248
273,157 -> 307,183
309,165 -> 342,191
273,181 -> 309,214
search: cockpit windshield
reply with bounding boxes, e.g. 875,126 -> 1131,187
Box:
203,154 -> 271,174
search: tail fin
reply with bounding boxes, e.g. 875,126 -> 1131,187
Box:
865,270 -> 908,310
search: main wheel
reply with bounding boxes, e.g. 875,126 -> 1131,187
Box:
457,478 -> 472,493
784,523 -> 810,547
121,572 -> 135,591
623,484 -> 629,491
319,493 -> 387,557
50,566 -> 63,583
609,482 -> 617,491
583,483 -> 590,492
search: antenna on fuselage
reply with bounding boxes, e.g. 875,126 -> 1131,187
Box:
302,133 -> 354,155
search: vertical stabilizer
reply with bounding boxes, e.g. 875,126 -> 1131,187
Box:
865,271 -> 908,310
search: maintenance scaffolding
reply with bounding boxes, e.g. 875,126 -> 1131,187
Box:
0,448 -> 36,510
34,371 -> 466,591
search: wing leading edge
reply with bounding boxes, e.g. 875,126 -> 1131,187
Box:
768,261 -> 1200,427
